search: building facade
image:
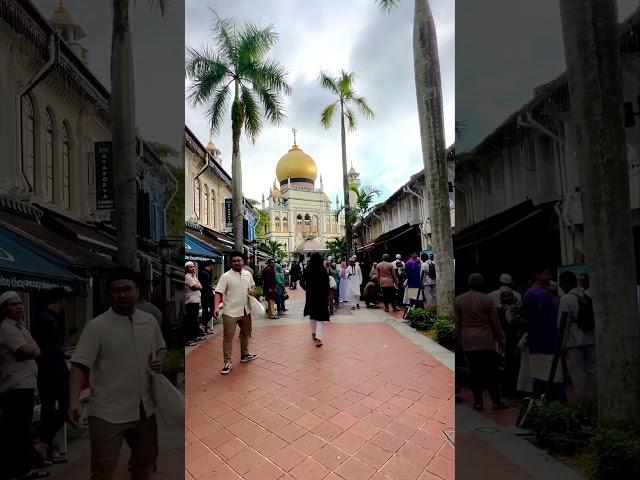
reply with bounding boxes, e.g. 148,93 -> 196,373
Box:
454,7 -> 640,292
263,132 -> 346,261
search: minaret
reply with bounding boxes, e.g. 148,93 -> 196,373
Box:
50,1 -> 89,65
261,193 -> 265,209
320,174 -> 324,192
347,162 -> 361,207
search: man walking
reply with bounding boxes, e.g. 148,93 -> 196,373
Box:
0,291 -> 47,480
32,288 -> 70,465
558,271 -> 597,399
261,258 -> 278,319
199,260 -> 215,335
184,261 -> 204,347
405,252 -> 422,306
347,256 -> 363,310
68,268 -> 167,480
214,251 -> 259,375
455,274 -> 508,411
377,254 -> 400,312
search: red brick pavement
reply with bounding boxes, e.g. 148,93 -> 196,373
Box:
185,318 -> 455,480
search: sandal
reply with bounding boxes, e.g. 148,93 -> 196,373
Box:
49,456 -> 68,465
315,339 -> 323,347
185,340 -> 197,346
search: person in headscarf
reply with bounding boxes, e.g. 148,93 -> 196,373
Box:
300,253 -> 330,347
339,261 -> 349,303
275,261 -> 286,314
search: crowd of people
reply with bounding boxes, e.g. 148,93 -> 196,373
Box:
0,268 -> 170,480
455,268 -> 597,411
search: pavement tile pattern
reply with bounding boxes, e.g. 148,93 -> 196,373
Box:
185,305 -> 455,480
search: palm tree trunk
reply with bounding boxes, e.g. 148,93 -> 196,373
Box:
111,0 -> 138,269
413,0 -> 454,317
340,99 -> 352,258
560,0 -> 640,423
231,80 -> 244,252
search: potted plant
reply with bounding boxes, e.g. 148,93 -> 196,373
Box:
253,285 -> 263,301
163,349 -> 184,387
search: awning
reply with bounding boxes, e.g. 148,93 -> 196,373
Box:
362,223 -> 418,250
185,234 -> 222,263
0,226 -> 85,293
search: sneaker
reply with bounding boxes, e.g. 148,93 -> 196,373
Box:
220,362 -> 232,375
240,354 -> 259,363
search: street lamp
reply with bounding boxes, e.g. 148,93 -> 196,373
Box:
250,239 -> 258,270
352,232 -> 359,257
158,237 -> 172,321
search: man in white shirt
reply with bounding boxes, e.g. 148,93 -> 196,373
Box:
68,268 -> 167,480
558,271 -> 597,400
489,273 -> 522,308
420,253 -> 437,307
184,261 -> 204,346
347,256 -> 363,310
214,251 -> 258,375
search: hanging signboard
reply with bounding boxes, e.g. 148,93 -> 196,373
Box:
224,198 -> 233,227
94,141 -> 114,210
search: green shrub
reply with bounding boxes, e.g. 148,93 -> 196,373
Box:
590,428 -> 640,479
253,285 -> 263,299
527,401 -> 595,455
163,349 -> 185,373
433,317 -> 456,349
408,308 -> 437,330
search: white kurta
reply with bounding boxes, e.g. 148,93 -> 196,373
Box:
347,265 -> 362,303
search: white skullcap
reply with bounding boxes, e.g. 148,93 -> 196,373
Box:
185,261 -> 195,269
499,273 -> 513,285
396,254 -> 401,259
0,291 -> 20,307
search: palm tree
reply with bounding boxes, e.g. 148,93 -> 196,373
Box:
376,0 -> 454,318
337,185 -> 380,226
318,70 -> 374,258
326,237 -> 348,261
261,240 -> 285,259
111,0 -> 168,268
186,16 -> 291,251
559,0 -> 640,423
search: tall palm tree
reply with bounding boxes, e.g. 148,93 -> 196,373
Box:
337,184 -> 380,226
111,0 -> 168,268
376,0 -> 455,318
326,237 -> 348,261
559,0 -> 640,422
261,240 -> 285,259
319,70 -> 374,258
186,17 -> 291,251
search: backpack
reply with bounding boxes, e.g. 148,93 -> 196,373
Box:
571,292 -> 595,331
427,262 -> 436,280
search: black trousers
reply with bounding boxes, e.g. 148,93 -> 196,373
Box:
37,367 -> 70,455
200,295 -> 212,328
0,388 -> 35,479
381,287 -> 396,309
465,350 -> 502,405
183,303 -> 201,342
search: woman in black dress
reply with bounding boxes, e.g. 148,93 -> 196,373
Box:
300,253 -> 330,347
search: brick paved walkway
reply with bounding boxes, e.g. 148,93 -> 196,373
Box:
185,291 -> 455,480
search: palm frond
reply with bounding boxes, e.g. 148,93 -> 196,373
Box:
345,107 -> 358,132
213,16 -> 238,65
320,102 -> 338,129
255,86 -> 287,126
237,22 -> 278,64
318,72 -> 340,97
241,85 -> 262,143
205,84 -> 231,135
354,96 -> 375,120
376,0 -> 401,12
245,59 -> 292,95
339,70 -> 356,98
146,0 -> 169,16
185,47 -> 232,106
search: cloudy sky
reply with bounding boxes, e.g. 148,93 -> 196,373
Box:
457,0 -> 639,152
185,0 -> 455,205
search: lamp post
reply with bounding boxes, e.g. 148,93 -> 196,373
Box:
352,232 -> 359,257
158,237 -> 172,322
250,239 -> 258,270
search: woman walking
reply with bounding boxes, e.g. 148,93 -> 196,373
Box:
339,261 -> 349,303
300,253 -> 330,347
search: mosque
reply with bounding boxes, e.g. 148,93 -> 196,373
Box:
261,129 -> 360,261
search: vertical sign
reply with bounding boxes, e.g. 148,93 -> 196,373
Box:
94,142 -> 114,210
224,198 -> 233,227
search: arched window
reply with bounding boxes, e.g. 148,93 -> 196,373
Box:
193,178 -> 200,218
203,185 -> 209,224
297,214 -> 302,226
62,123 -> 71,209
44,110 -> 54,202
283,215 -> 288,231
22,95 -> 35,190
211,192 -> 216,226
275,216 -> 280,230
304,214 -> 310,225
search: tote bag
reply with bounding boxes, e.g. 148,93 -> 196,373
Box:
249,294 -> 266,317
149,369 -> 184,426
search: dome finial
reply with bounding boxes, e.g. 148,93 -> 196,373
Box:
292,128 -> 298,147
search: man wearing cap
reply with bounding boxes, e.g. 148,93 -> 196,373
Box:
32,288 -> 70,465
455,274 -> 508,411
0,291 -> 47,480
393,254 -> 406,307
184,261 -> 205,347
347,256 -> 363,310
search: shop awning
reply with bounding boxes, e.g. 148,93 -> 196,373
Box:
185,234 -> 222,263
0,226 -> 85,293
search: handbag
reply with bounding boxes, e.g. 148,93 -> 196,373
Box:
249,294 -> 266,317
283,292 -> 289,300
149,369 -> 184,426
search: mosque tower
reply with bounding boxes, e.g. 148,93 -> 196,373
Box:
347,162 -> 361,207
49,1 -> 89,65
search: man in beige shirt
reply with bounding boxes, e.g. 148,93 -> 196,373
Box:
215,251 -> 258,375
376,254 -> 400,312
0,291 -> 46,480
69,268 -> 166,480
455,273 -> 507,411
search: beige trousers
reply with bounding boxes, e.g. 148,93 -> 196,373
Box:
222,314 -> 252,362
88,411 -> 158,480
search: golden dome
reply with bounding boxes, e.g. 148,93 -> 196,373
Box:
271,187 -> 282,197
276,144 -> 317,185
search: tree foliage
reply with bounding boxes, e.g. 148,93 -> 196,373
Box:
326,237 -> 349,261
